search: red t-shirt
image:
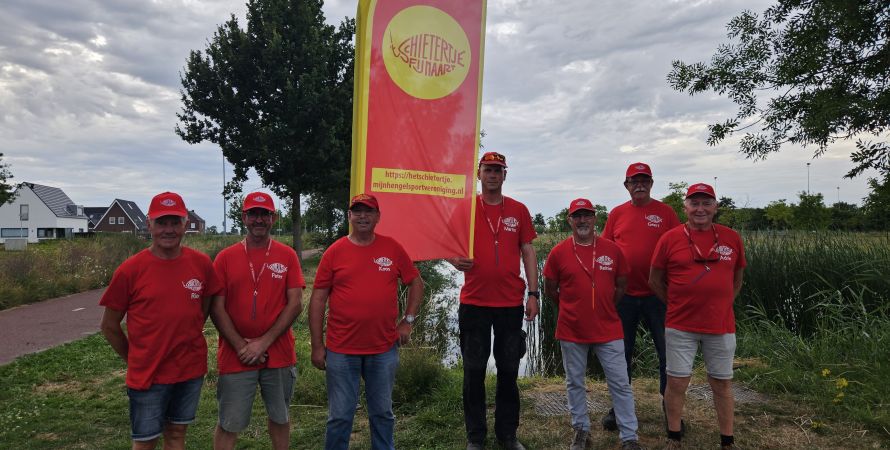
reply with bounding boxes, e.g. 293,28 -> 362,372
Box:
543,236 -> 630,343
314,234 -> 420,355
100,247 -> 222,390
651,223 -> 746,334
213,240 -> 305,375
602,199 -> 680,296
460,195 -> 537,307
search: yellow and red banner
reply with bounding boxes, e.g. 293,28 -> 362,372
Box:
350,0 -> 487,261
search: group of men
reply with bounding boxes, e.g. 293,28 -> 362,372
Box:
100,152 -> 745,450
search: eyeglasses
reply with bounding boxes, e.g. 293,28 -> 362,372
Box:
624,178 -> 653,186
245,210 -> 273,219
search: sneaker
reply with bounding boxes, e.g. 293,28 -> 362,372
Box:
662,439 -> 682,450
466,443 -> 484,450
601,408 -> 618,431
498,437 -> 526,450
570,428 -> 590,450
621,440 -> 645,450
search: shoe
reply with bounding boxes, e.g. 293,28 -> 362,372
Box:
498,437 -> 526,450
661,438 -> 682,450
720,445 -> 736,450
467,442 -> 484,450
661,400 -> 686,436
601,408 -> 618,431
621,440 -> 644,450
570,428 -> 590,450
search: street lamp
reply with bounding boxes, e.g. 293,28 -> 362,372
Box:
222,155 -> 227,236
713,176 -> 717,192
806,162 -> 811,195
837,186 -> 840,204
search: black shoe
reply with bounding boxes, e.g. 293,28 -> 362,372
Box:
498,437 -> 526,450
661,400 -> 686,436
601,408 -> 618,431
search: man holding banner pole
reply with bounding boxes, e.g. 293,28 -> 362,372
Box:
448,151 -> 538,450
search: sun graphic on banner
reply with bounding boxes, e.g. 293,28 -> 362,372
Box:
382,5 -> 471,100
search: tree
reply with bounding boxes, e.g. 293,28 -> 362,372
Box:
546,208 -> 571,233
533,213 -> 546,234
668,1 -> 890,178
227,194 -> 245,235
593,204 -> 608,232
863,174 -> 890,230
792,192 -> 831,230
303,190 -> 348,247
177,0 -> 355,257
764,199 -> 793,229
829,202 -> 864,230
0,153 -> 14,205
660,182 -> 688,222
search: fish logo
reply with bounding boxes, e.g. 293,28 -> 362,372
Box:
645,215 -> 663,224
253,195 -> 267,202
267,263 -> 287,274
182,279 -> 202,292
636,164 -> 646,170
374,257 -> 393,267
502,217 -> 519,228
161,199 -> 176,207
717,245 -> 733,256
595,256 -> 613,266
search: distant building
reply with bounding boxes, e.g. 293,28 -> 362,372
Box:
0,182 -> 89,244
84,207 -> 108,231
186,210 -> 206,234
93,199 -> 148,235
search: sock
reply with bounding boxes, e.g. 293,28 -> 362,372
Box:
667,430 -> 683,441
721,435 -> 734,446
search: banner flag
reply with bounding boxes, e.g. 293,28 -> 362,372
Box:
350,0 -> 487,261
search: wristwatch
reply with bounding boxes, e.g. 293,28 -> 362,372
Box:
527,291 -> 540,298
404,314 -> 416,325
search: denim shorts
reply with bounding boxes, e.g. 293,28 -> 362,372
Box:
665,328 -> 736,379
217,366 -> 297,432
127,376 -> 204,441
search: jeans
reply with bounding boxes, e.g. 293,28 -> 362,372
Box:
127,376 -> 204,441
617,294 -> 667,395
459,304 -> 526,443
325,343 -> 399,450
560,340 -> 638,442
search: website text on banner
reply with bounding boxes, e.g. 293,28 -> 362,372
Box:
350,0 -> 488,261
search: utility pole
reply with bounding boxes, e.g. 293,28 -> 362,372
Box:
222,155 -> 227,236
806,162 -> 811,195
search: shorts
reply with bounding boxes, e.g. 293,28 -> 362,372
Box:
127,375 -> 204,441
665,328 -> 736,380
217,366 -> 297,432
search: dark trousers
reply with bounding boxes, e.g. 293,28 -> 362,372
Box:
458,304 -> 526,443
616,294 -> 667,395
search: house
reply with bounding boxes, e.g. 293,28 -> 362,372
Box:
0,182 -> 89,244
186,210 -> 206,234
93,199 -> 148,235
84,207 -> 107,231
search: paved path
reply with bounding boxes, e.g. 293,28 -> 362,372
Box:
0,248 -> 321,366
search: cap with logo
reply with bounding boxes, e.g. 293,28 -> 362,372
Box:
685,183 -> 716,199
243,192 -> 276,212
625,162 -> 652,178
568,198 -> 596,215
350,193 -> 380,211
479,151 -> 507,167
148,192 -> 188,219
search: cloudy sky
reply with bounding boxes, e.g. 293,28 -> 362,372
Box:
1,0 -> 878,230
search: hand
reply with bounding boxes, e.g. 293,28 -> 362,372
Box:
524,296 -> 539,321
447,257 -> 474,272
397,320 -> 413,345
238,338 -> 269,366
311,345 -> 326,370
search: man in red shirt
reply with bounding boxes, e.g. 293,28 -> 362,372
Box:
211,192 -> 305,450
308,193 -> 423,450
100,191 -> 222,450
448,151 -> 539,450
601,162 -> 680,430
543,198 -> 642,450
650,183 -> 746,450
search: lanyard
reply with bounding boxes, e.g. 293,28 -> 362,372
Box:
684,225 -> 719,284
242,238 -> 272,320
571,235 -> 597,310
479,195 -> 505,265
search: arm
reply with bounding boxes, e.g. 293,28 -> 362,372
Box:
209,295 -> 250,361
543,277 -> 559,307
614,275 -> 627,306
649,267 -> 668,304
445,257 -> 474,271
521,242 -> 539,321
397,275 -> 425,345
733,268 -> 745,298
239,287 -> 304,364
100,308 -> 128,362
308,287 -> 331,370
201,296 -> 212,320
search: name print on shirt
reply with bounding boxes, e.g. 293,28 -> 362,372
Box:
716,245 -> 734,262
596,255 -> 614,272
182,278 -> 203,300
502,216 -> 519,233
645,214 -> 663,228
374,257 -> 393,272
266,262 -> 288,279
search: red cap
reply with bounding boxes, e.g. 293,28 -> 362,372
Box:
686,183 -> 716,199
479,151 -> 507,167
568,198 -> 595,215
350,193 -> 379,210
148,192 -> 188,219
625,162 -> 652,178
243,191 -> 275,211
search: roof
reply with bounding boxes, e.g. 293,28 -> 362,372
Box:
21,182 -> 87,218
188,209 -> 205,223
84,207 -> 107,226
95,199 -> 148,231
